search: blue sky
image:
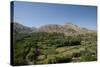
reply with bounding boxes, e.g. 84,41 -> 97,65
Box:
12,1 -> 97,30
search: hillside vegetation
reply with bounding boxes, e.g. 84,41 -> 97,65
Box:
12,22 -> 97,65
13,31 -> 97,65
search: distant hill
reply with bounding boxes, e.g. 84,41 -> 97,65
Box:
13,22 -> 36,34
38,23 -> 96,35
13,22 -> 96,37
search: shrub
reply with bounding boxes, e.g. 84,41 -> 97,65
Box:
47,55 -> 57,64
81,54 -> 97,61
72,51 -> 81,57
56,53 -> 72,63
37,55 -> 45,61
14,57 -> 28,66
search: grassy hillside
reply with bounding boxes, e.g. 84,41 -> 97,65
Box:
13,32 -> 97,65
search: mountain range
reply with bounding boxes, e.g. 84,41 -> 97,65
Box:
13,22 -> 96,36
